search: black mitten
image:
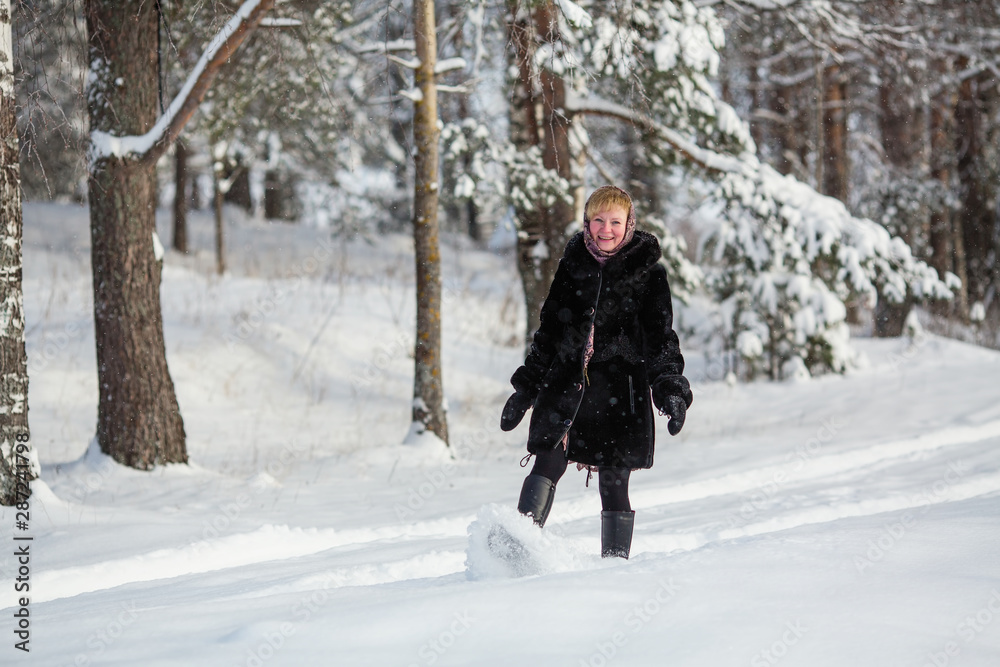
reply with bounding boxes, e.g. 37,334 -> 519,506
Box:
651,375 -> 693,411
651,375 -> 692,436
664,395 -> 687,435
500,391 -> 534,431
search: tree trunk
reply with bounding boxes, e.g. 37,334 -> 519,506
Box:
224,159 -> 252,213
264,169 -> 281,220
86,0 -> 186,468
507,0 -> 577,347
748,58 -> 764,155
872,75 -> 915,337
0,0 -> 37,504
173,139 -> 188,253
769,57 -> 805,181
264,169 -> 299,222
955,69 -> 993,313
508,7 -> 547,344
410,0 -> 448,444
821,63 -> 849,203
458,91 -> 480,242
624,124 -> 658,217
213,168 -> 226,275
929,79 -> 966,317
466,197 -> 480,242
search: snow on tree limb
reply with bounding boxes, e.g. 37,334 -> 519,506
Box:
387,54 -> 423,70
694,0 -> 800,8
89,0 -> 276,168
554,0 -> 593,29
258,17 -> 302,28
567,91 -> 750,173
355,39 -> 416,54
436,84 -> 471,94
435,57 -> 467,75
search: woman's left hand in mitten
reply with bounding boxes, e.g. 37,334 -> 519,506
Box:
663,395 -> 687,435
651,374 -> 692,435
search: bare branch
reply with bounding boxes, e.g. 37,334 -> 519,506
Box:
581,144 -> 618,186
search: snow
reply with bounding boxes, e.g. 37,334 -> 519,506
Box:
398,87 -> 424,103
554,0 -> 593,30
258,18 -> 302,28
151,231 -> 165,262
971,302 -> 986,323
6,202 -> 1000,666
434,58 -> 467,75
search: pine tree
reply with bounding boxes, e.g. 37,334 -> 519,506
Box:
410,0 -> 448,445
84,0 -> 274,468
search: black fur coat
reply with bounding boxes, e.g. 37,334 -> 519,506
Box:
510,230 -> 689,469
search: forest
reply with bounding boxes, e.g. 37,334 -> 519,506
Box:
2,0 -> 998,491
1,3 -> 999,665
3,0 -> 1000,490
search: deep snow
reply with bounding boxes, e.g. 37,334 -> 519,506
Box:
4,202 -> 999,667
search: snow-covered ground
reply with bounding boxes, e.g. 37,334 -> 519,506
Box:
5,202 -> 1000,666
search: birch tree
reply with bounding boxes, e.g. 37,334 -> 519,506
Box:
1,0 -> 37,505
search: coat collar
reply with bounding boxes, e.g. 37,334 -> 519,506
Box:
565,229 -> 661,272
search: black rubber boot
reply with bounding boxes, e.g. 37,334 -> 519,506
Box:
601,510 -> 635,559
517,474 -> 556,527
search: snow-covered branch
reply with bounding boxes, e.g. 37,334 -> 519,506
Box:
695,0 -> 801,9
554,0 -> 593,29
89,0 -> 276,168
435,57 -> 466,75
259,17 -> 301,28
354,39 -> 416,55
567,91 -> 750,173
387,54 -> 422,70
398,88 -> 423,102
436,84 -> 471,94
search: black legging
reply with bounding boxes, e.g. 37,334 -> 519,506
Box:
529,447 -> 632,512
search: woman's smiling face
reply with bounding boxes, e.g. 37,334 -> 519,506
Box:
589,206 -> 628,252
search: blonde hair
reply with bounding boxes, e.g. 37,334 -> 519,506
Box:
584,185 -> 633,223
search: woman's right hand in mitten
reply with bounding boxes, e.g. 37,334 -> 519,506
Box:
500,391 -> 534,431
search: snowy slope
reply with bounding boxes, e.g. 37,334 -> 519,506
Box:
4,203 -> 1000,667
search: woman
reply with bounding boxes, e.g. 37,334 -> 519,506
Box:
500,185 -> 692,559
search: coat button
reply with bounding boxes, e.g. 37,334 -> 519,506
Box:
574,382 -> 583,392
585,307 -> 595,316
563,419 -> 572,427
